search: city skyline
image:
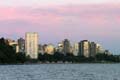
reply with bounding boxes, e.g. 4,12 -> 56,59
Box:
0,0 -> 120,54
3,34 -> 109,55
5,33 -> 106,59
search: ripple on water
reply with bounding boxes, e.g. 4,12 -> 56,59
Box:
0,64 -> 120,80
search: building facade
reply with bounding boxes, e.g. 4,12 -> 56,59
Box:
79,40 -> 90,57
6,39 -> 19,53
57,42 -> 64,53
96,44 -> 105,53
63,39 -> 71,54
73,43 -> 79,56
45,44 -> 54,55
18,38 -> 25,53
25,32 -> 39,59
38,44 -> 44,54
90,42 -> 97,57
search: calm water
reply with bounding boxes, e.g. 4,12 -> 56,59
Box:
0,64 -> 120,80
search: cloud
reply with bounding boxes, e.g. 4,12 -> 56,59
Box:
0,4 -> 120,35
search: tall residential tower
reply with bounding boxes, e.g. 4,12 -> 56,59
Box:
63,39 -> 71,54
79,40 -> 90,57
25,32 -> 39,59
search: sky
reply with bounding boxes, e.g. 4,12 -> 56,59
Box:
0,0 -> 120,54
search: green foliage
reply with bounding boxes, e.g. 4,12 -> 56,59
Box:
0,38 -> 27,64
38,52 -> 120,63
16,52 -> 27,63
95,53 -> 120,62
0,38 -> 17,64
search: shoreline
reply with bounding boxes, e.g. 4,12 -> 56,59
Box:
0,62 -> 119,65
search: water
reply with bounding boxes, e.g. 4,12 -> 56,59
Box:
0,64 -> 120,80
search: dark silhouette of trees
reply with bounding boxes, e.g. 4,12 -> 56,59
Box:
38,51 -> 120,63
95,53 -> 120,62
0,38 -> 17,64
16,52 -> 27,63
0,38 -> 27,64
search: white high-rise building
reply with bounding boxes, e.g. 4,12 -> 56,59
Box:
73,43 -> 79,56
25,32 -> 39,59
79,40 -> 90,57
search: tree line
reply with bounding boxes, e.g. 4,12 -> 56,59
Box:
38,52 -> 120,63
0,38 -> 27,64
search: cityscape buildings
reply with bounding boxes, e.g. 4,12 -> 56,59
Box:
18,38 -> 25,53
63,39 -> 71,55
57,42 -> 64,54
38,44 -> 44,54
5,39 -> 19,53
3,32 -> 110,59
73,43 -> 79,56
44,44 -> 55,55
96,44 -> 105,53
25,32 -> 39,59
90,42 -> 97,57
79,40 -> 90,57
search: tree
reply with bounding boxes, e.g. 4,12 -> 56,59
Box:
0,38 -> 17,63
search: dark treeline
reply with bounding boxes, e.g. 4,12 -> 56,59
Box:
38,52 -> 120,63
0,37 -> 120,64
0,38 -> 27,64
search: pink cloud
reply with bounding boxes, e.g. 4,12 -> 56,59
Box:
0,3 -> 120,37
0,7 -> 18,20
0,3 -> 120,25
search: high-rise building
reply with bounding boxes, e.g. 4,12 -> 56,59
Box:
79,40 -> 90,57
63,39 -> 71,54
25,32 -> 39,59
73,43 -> 79,56
18,38 -> 25,53
90,42 -> 97,57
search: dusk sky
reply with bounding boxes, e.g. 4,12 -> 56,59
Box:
0,0 -> 120,54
